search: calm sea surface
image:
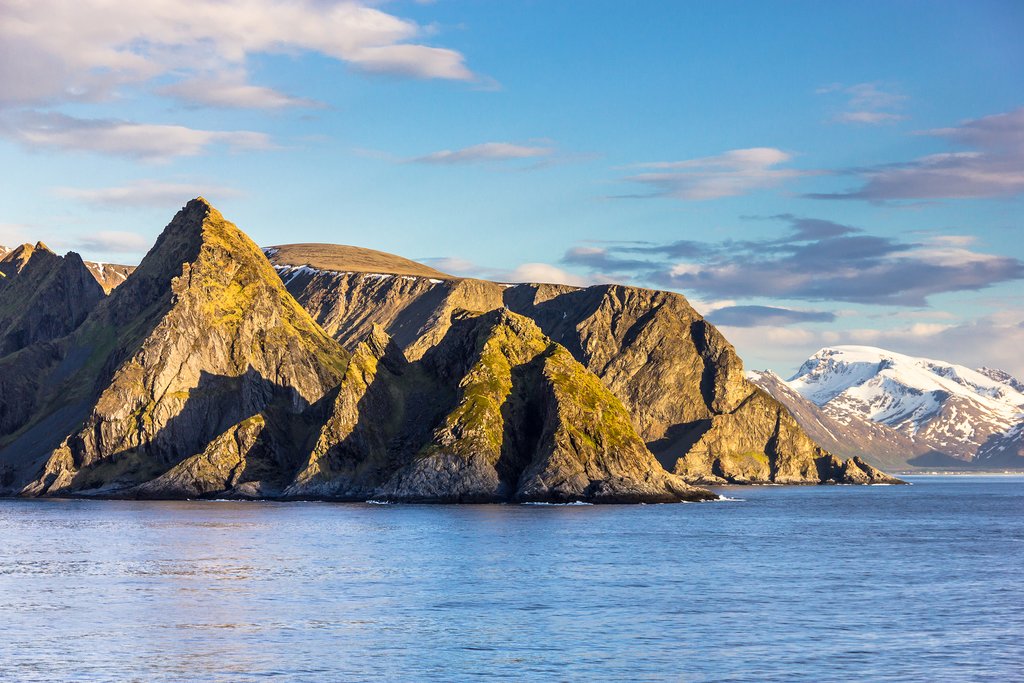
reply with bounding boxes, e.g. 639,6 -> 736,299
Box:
1,476 -> 1021,682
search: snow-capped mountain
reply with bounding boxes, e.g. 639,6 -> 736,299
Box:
751,346 -> 1024,468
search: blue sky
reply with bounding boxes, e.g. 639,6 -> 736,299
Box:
1,0 -> 1022,375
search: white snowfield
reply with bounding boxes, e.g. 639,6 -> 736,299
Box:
783,346 -> 1024,447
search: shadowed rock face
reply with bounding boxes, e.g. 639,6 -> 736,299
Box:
285,311 -> 714,503
271,258 -> 902,486
5,198 -> 350,498
0,199 -> 902,499
0,199 -> 726,502
0,246 -> 106,357
376,310 -> 714,503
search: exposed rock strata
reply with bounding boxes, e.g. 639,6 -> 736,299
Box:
272,256 -> 901,486
0,199 -> 728,502
9,198 -> 350,498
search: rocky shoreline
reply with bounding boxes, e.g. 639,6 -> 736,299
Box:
0,199 -> 902,504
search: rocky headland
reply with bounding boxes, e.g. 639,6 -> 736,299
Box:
0,199 -> 901,502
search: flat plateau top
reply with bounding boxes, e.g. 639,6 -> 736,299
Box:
265,243 -> 454,280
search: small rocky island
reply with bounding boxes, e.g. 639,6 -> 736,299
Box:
0,199 -> 900,503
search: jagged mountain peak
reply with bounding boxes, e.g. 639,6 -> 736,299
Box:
769,345 -> 1024,467
791,346 -> 1024,409
0,241 -> 55,277
18,198 -> 351,497
977,367 -> 1024,394
0,245 -> 106,357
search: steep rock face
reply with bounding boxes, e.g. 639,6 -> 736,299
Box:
0,247 -> 106,357
276,265 -> 505,360
502,284 -> 899,484
287,311 -> 713,502
504,284 -> 751,439
267,248 -> 902,486
285,324 -> 429,499
377,310 -> 713,503
748,369 -> 918,471
19,198 -> 350,497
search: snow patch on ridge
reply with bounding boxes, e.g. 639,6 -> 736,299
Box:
784,345 -> 1024,456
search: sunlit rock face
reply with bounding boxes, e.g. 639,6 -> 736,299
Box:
0,199 -> 903,502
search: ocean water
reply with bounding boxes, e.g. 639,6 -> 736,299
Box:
0,476 -> 1021,682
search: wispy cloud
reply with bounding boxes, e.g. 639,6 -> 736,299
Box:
559,214 -> 1024,306
818,82 -> 907,125
72,231 -> 150,254
726,310 -> 1024,379
0,111 -> 273,161
55,180 -> 243,207
413,142 -> 555,165
835,111 -> 905,125
618,147 -> 813,200
810,107 -> 1024,200
707,305 -> 836,327
422,255 -> 610,287
158,75 -> 324,110
0,0 -> 478,111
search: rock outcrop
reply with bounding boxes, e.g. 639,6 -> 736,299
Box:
269,250 -> 901,486
376,310 -> 712,502
0,199 -> 729,502
0,245 -> 106,356
9,198 -> 350,498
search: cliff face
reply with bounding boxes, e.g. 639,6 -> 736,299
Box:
9,199 -> 350,498
272,255 -> 900,486
0,245 -> 106,356
376,310 -> 712,502
0,200 -> 903,498
0,199 -> 727,502
84,262 -> 135,294
284,311 -> 712,503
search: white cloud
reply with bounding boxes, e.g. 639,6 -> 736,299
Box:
0,111 -> 273,161
421,255 -> 608,286
503,263 -> 600,287
421,256 -> 480,274
414,142 -> 555,165
0,0 -> 476,110
73,231 -> 150,254
811,108 -> 1024,200
819,82 -> 907,126
621,147 -> 811,200
158,75 -> 323,109
723,312 -> 1024,379
55,180 -> 242,207
835,111 -> 906,125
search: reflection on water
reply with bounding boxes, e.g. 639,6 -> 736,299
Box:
1,477 -> 1022,681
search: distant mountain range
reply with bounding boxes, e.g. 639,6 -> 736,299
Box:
0,198 -> 898,503
750,346 -> 1024,470
0,241 -> 134,294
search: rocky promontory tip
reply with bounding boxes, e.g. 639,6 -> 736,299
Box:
0,199 -> 904,502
